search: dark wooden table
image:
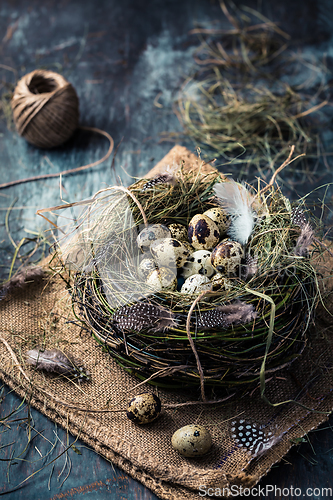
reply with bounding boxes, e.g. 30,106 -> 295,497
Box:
1,0 -> 333,498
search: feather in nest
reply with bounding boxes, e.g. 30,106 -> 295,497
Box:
196,300 -> 257,330
142,164 -> 178,191
213,180 -> 257,245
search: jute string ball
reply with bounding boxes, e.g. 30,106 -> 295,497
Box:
11,70 -> 79,149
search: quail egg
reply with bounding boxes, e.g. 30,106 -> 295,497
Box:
126,392 -> 162,424
180,274 -> 212,294
188,214 -> 220,250
203,207 -> 230,236
146,267 -> 177,291
211,240 -> 244,275
211,272 -> 232,290
137,224 -> 171,251
182,241 -> 195,253
181,250 -> 215,279
171,424 -> 212,457
150,238 -> 190,270
168,223 -> 188,242
138,257 -> 157,279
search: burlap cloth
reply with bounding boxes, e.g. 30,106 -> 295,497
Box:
1,146 -> 333,499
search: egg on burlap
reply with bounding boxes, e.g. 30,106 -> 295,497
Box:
188,214 -> 220,250
181,250 -> 215,279
137,224 -> 171,251
146,267 -> 177,291
203,207 -> 229,236
167,223 -> 188,242
171,424 -> 212,457
211,240 -> 244,275
180,274 -> 212,294
126,392 -> 162,424
150,238 -> 190,270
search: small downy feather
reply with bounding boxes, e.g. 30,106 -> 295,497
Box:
213,180 -> 256,245
0,266 -> 45,301
291,207 -> 314,257
242,253 -> 258,279
26,348 -> 90,381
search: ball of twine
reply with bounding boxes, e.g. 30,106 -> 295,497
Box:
11,70 -> 80,149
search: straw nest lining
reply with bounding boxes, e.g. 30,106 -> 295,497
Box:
58,168 -> 318,392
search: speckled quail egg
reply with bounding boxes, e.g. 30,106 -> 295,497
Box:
150,238 -> 190,270
180,274 -> 212,294
171,424 -> 212,457
168,223 -> 188,242
138,257 -> 157,279
146,267 -> 177,291
211,272 -> 232,291
126,392 -> 162,425
203,207 -> 230,236
137,224 -> 171,251
182,241 -> 195,253
211,240 -> 244,275
181,250 -> 215,279
188,214 -> 220,250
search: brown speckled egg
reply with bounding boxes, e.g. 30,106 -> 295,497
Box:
211,272 -> 232,290
138,257 -> 157,279
181,250 -> 215,279
168,223 -> 188,242
137,224 -> 171,251
211,240 -> 244,275
171,424 -> 212,457
180,274 -> 212,294
182,241 -> 195,254
203,207 -> 230,236
150,238 -> 190,269
188,214 -> 220,250
146,267 -> 177,291
127,392 -> 162,425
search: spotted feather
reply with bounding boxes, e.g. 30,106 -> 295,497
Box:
230,418 -> 279,457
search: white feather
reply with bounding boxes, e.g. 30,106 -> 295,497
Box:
213,180 -> 255,245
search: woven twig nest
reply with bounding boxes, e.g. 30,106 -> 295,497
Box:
11,70 -> 79,148
53,166 -> 318,392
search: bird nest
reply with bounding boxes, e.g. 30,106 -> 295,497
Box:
51,165 -> 319,395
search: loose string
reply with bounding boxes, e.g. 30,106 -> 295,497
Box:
0,126 -> 114,190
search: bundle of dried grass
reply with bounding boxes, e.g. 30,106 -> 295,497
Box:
166,2 -> 330,184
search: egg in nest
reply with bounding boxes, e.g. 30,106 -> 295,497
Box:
203,207 -> 229,236
188,214 -> 220,250
146,267 -> 177,291
137,224 -> 171,251
167,223 -> 188,242
181,250 -> 215,279
138,257 -> 157,279
150,238 -> 190,270
180,274 -> 212,294
211,240 -> 244,275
